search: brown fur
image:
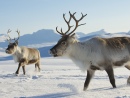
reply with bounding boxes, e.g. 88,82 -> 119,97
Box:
113,58 -> 129,66
90,65 -> 100,70
27,59 -> 39,65
96,37 -> 130,49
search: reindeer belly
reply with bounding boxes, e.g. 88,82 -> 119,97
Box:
111,52 -> 130,67
27,59 -> 38,65
27,54 -> 39,65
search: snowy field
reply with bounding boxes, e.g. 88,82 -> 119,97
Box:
0,54 -> 130,98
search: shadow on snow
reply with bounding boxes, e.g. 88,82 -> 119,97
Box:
28,92 -> 76,98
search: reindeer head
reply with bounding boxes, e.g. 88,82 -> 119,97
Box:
5,29 -> 20,54
50,12 -> 87,57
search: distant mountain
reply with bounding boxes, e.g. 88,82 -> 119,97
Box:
0,29 -> 87,48
79,29 -> 107,41
0,29 -> 61,48
87,29 -> 107,36
0,34 -> 7,42
80,29 -> 130,41
76,32 -> 86,38
18,29 -> 60,46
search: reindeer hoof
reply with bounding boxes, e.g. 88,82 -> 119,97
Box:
83,87 -> 87,91
15,74 -> 19,76
127,76 -> 130,85
15,72 -> 19,76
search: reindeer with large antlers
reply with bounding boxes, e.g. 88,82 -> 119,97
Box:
6,29 -> 41,75
50,12 -> 130,91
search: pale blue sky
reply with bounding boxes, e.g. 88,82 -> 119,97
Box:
0,0 -> 130,36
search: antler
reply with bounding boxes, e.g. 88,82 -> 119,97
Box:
7,29 -> 12,43
56,12 -> 74,35
63,12 -> 74,34
6,29 -> 20,43
56,26 -> 64,35
68,12 -> 87,36
56,12 -> 87,36
15,29 -> 20,42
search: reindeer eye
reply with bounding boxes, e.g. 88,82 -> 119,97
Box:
61,41 -> 66,45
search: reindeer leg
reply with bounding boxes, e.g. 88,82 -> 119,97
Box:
37,63 -> 41,72
84,69 -> 95,91
15,58 -> 27,75
35,64 -> 37,71
15,63 -> 21,75
125,65 -> 130,85
125,65 -> 130,70
22,66 -> 26,75
105,66 -> 116,88
35,62 -> 40,72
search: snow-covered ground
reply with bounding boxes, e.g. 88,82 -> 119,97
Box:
0,52 -> 10,57
0,57 -> 130,98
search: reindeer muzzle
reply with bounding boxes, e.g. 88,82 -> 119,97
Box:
50,48 -> 58,57
5,49 -> 10,54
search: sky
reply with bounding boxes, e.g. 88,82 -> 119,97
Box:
0,0 -> 130,37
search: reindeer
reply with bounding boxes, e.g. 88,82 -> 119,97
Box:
5,29 -> 41,75
50,12 -> 130,91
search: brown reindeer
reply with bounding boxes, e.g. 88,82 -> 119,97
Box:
50,12 -> 130,91
5,29 -> 41,75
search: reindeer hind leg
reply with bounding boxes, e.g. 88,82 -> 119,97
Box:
35,62 -> 40,72
22,66 -> 26,75
35,64 -> 37,71
125,65 -> 130,85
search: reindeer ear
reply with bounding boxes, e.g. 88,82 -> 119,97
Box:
14,40 -> 18,46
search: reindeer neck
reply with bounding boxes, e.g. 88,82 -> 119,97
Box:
67,41 -> 93,62
13,46 -> 21,56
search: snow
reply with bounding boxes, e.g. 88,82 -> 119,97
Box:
1,30 -> 130,97
0,57 -> 130,98
0,52 -> 10,57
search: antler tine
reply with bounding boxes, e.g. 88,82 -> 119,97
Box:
7,29 -> 12,39
63,12 -> 74,34
60,28 -> 64,35
68,12 -> 87,36
56,26 -> 64,35
6,29 -> 12,43
15,29 -> 20,42
78,13 -> 87,22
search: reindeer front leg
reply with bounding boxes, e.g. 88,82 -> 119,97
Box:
84,69 -> 95,91
20,58 -> 28,75
15,58 -> 28,75
105,66 -> 116,88
15,63 -> 21,75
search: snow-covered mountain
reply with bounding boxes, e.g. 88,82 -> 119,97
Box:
0,29 -> 61,48
1,29 -> 130,61
0,29 -> 86,48
76,32 -> 86,38
79,29 -> 107,41
0,34 -> 7,42
80,29 -> 130,41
